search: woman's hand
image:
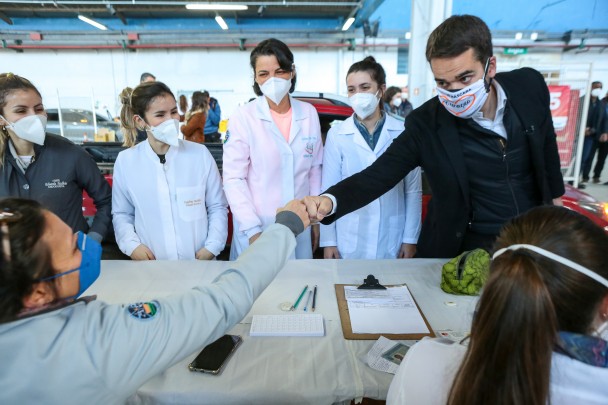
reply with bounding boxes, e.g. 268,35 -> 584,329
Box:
323,246 -> 341,259
195,247 -> 215,260
131,244 -> 156,260
398,243 -> 416,259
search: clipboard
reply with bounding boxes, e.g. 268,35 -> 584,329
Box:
335,283 -> 436,340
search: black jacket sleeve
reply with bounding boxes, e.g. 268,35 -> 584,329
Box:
76,148 -> 112,239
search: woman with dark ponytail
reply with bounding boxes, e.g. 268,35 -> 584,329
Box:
320,56 -> 421,259
387,206 -> 608,404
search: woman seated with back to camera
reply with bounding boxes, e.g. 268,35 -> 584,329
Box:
387,206 -> 608,404
0,197 -> 310,402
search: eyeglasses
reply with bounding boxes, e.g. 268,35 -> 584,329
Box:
0,209 -> 22,262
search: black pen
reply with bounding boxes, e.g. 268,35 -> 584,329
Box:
312,285 -> 317,312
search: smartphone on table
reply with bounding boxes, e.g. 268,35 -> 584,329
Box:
188,334 -> 243,375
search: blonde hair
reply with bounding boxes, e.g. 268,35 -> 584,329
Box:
0,73 -> 42,165
118,81 -> 175,147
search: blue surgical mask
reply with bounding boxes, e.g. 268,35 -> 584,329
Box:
40,232 -> 102,298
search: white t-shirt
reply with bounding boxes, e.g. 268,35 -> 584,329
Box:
387,337 -> 608,405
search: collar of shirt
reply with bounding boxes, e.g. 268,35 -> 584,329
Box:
471,80 -> 508,139
353,111 -> 386,151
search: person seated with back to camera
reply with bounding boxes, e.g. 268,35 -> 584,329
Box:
0,197 -> 310,403
113,81 -> 227,260
387,206 -> 608,405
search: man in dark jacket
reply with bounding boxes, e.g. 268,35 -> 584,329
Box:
581,81 -> 607,183
303,15 -> 564,258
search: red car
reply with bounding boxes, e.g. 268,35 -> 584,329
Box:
83,94 -> 608,239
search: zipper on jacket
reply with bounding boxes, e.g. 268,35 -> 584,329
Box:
497,137 -> 520,216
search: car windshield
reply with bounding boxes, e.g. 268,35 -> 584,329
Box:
46,108 -> 123,144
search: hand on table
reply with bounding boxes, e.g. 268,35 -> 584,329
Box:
131,244 -> 156,260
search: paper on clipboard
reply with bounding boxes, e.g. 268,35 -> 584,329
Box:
344,285 -> 429,334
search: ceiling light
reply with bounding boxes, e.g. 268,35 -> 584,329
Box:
530,32 -> 538,40
515,32 -> 523,40
78,15 -> 108,30
342,17 -> 355,31
186,4 -> 248,11
215,15 -> 228,30
405,31 -> 411,40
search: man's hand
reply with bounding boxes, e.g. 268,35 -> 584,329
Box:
195,247 -> 215,260
248,232 -> 262,246
323,246 -> 341,259
277,199 -> 311,229
302,196 -> 333,223
131,244 -> 156,260
552,197 -> 564,207
600,133 -> 608,143
398,243 -> 416,259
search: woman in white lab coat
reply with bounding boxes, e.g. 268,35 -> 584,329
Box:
113,81 -> 227,260
223,38 -> 323,260
320,57 -> 422,259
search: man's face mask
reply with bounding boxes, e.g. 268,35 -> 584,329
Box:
436,58 -> 492,119
1,114 -> 47,145
39,232 -> 102,299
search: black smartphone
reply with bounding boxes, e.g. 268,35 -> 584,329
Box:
188,334 -> 243,375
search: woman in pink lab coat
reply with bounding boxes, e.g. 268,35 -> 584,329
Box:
223,38 -> 323,260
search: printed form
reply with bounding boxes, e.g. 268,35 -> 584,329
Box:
344,285 -> 429,334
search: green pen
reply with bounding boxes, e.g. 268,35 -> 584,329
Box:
290,285 -> 308,311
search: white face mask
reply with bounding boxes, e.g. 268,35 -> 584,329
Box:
349,91 -> 380,120
1,114 -> 47,145
591,88 -> 603,98
436,59 -> 491,119
392,97 -> 402,108
147,118 -> 179,147
260,76 -> 292,105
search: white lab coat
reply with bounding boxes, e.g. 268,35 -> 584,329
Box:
387,337 -> 608,405
112,139 -> 228,260
320,114 -> 422,259
223,95 -> 323,260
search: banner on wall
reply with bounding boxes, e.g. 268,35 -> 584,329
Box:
549,85 -> 580,168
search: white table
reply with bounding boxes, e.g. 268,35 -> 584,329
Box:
86,259 -> 478,404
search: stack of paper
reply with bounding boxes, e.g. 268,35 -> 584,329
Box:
344,285 -> 429,334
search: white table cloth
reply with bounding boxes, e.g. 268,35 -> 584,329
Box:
85,259 -> 478,404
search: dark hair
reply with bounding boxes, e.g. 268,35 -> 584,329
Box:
0,73 -> 43,166
347,56 -> 386,88
448,206 -> 608,405
591,81 -> 602,87
383,86 -> 401,104
119,81 -> 175,147
179,94 -> 188,114
140,72 -> 156,83
250,38 -> 296,96
426,15 -> 493,63
190,91 -> 207,113
0,198 -> 54,323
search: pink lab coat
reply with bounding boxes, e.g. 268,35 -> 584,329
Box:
223,95 -> 323,260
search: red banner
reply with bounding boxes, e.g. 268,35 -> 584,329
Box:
549,85 -> 579,168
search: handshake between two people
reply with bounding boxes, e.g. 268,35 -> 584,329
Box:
277,195 -> 333,229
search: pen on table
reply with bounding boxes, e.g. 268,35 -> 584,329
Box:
290,285 -> 308,311
303,290 -> 313,312
312,285 -> 317,312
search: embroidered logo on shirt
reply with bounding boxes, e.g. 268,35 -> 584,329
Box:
303,142 -> 314,158
127,301 -> 160,320
184,198 -> 203,207
45,178 -> 67,189
223,130 -> 230,143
